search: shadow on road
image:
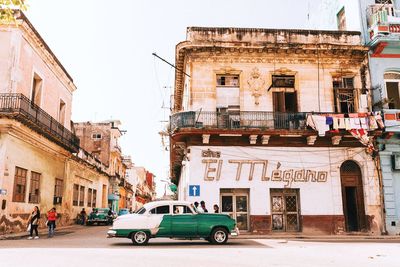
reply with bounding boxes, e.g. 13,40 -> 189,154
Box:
109,239 -> 269,248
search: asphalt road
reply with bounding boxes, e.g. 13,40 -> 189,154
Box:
0,225 -> 399,267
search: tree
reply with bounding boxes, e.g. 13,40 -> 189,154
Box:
0,0 -> 27,23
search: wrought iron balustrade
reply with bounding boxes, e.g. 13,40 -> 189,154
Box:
0,93 -> 80,152
170,111 -> 309,131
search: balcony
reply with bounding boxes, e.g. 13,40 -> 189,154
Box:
368,7 -> 400,57
170,111 -> 308,131
383,109 -> 400,132
0,94 -> 79,152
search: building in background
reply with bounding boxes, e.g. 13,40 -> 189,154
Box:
308,0 -> 400,236
0,11 -> 110,234
132,166 -> 155,208
74,120 -> 127,212
169,27 -> 384,235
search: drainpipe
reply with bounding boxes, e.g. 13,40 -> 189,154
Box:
374,141 -> 387,235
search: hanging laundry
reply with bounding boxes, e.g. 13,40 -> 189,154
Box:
345,118 -> 351,130
333,117 -> 339,129
326,116 -> 333,125
375,114 -> 384,129
369,116 -> 378,130
306,114 -> 316,130
307,115 -> 329,136
338,118 -> 346,129
360,117 -> 369,129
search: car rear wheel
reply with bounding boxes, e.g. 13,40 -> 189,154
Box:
210,227 -> 228,245
131,231 -> 150,245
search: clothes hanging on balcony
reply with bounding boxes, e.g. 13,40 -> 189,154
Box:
306,115 -> 329,136
349,129 -> 375,154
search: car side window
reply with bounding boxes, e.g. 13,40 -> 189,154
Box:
150,205 -> 170,214
173,205 -> 193,214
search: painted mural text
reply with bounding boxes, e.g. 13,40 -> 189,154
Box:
201,159 -> 328,187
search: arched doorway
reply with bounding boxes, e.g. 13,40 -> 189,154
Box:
340,161 -> 366,232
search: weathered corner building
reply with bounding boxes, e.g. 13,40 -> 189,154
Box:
0,11 -> 109,234
74,121 -> 128,211
170,27 -> 384,235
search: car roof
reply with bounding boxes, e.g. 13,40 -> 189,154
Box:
143,200 -> 192,210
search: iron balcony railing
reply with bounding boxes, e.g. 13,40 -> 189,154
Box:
0,93 -> 80,152
170,111 -> 310,131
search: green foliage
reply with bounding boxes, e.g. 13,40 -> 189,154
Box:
0,0 -> 27,24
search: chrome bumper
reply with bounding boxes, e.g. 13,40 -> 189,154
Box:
107,229 -> 116,238
231,227 -> 240,236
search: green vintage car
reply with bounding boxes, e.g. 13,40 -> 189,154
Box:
87,208 -> 114,225
107,200 -> 239,245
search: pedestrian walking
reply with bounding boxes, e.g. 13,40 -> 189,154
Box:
80,208 -> 87,225
213,204 -> 219,213
200,201 -> 208,213
27,206 -> 40,240
46,207 -> 57,237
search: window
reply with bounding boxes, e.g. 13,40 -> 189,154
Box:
28,172 -> 41,203
173,205 -> 193,214
92,189 -> 97,208
79,186 -> 85,206
384,72 -> 400,109
92,133 -> 102,140
272,75 -> 295,88
73,184 -> 79,206
333,77 -> 355,113
337,7 -> 346,31
217,75 -> 239,86
149,205 -> 170,214
31,73 -> 43,106
54,178 -> 63,204
87,188 -> 93,207
136,207 -> 146,214
58,99 -> 66,125
12,167 -> 27,202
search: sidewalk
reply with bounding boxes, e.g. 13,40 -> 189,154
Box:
0,224 -> 84,240
233,233 -> 400,241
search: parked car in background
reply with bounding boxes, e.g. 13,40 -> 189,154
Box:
118,208 -> 130,216
107,200 -> 239,245
87,208 -> 115,225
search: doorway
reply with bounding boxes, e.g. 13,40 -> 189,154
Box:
270,189 -> 301,232
220,189 -> 249,231
340,161 -> 366,232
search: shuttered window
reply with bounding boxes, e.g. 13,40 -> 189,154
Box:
12,167 -> 27,202
28,172 -> 41,203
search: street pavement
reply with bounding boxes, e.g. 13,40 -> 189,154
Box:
0,225 -> 399,267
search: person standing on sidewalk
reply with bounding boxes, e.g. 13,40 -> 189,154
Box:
46,207 -> 57,238
80,208 -> 87,225
27,206 -> 40,240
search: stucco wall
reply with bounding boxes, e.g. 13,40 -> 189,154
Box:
187,60 -> 364,113
178,146 -> 382,232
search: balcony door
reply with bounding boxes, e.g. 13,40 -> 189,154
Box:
272,92 -> 297,112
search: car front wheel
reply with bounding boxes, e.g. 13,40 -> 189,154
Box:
210,227 -> 228,245
131,231 -> 150,245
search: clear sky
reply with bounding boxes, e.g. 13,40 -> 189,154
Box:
25,0 -> 312,192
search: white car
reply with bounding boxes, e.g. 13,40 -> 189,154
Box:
107,200 -> 238,245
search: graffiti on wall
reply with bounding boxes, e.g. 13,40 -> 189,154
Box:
201,150 -> 328,187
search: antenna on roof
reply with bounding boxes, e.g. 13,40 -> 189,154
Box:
152,53 -> 191,78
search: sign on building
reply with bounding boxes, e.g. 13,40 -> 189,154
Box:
188,185 -> 200,197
